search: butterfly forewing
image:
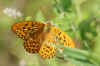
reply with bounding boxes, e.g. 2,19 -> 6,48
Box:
11,21 -> 45,40
50,26 -> 75,48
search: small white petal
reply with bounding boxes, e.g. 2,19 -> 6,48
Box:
3,8 -> 22,18
12,9 -> 17,16
8,14 -> 13,17
17,11 -> 22,17
3,8 -> 9,14
19,59 -> 26,66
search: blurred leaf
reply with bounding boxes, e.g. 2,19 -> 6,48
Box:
78,17 -> 97,49
35,11 -> 45,22
24,16 -> 33,21
54,0 -> 72,13
56,44 -> 100,65
80,0 -> 100,19
45,58 -> 59,66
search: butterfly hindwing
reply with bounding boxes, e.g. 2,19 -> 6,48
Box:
24,38 -> 41,53
39,42 -> 57,59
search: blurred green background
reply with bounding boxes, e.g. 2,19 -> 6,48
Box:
0,0 -> 100,66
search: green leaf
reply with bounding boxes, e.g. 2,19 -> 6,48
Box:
35,11 -> 45,22
56,44 -> 100,65
54,0 -> 72,13
45,58 -> 59,66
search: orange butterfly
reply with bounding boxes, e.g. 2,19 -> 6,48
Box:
11,21 -> 75,59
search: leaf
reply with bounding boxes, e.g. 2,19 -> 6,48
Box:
35,11 -> 45,22
56,44 -> 100,65
54,0 -> 72,13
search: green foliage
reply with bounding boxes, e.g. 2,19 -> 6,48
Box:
35,11 -> 46,22
57,44 -> 100,66
79,17 -> 97,49
53,0 -> 72,13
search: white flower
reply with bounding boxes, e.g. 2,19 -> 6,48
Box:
19,59 -> 26,66
3,8 -> 22,18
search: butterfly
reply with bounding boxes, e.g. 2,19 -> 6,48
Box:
11,21 -> 75,59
